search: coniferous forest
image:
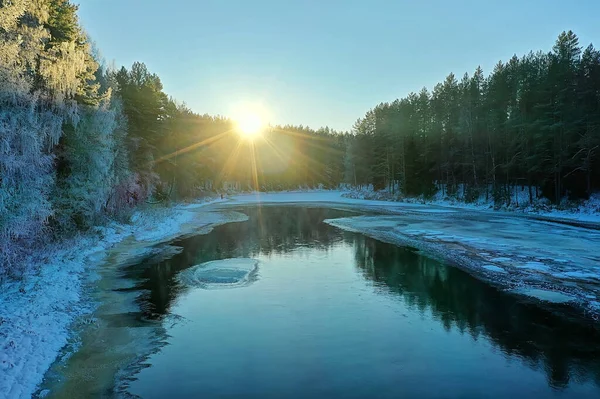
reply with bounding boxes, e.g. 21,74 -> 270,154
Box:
1,1 -> 600,275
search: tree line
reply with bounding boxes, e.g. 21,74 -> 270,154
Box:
0,0 -> 346,276
346,31 -> 600,205
1,0 -> 599,276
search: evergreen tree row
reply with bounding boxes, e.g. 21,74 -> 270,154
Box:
346,31 -> 600,205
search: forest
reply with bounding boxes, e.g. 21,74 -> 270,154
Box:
348,30 -> 600,205
1,0 -> 599,276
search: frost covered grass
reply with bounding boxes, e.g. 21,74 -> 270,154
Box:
0,198 -> 226,399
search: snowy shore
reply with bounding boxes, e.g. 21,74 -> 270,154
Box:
2,190 -> 599,398
343,189 -> 600,224
0,198 -> 231,399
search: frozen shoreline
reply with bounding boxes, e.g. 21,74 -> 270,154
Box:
324,216 -> 600,316
2,190 -> 599,398
343,189 -> 600,224
226,191 -> 600,317
0,198 -> 230,399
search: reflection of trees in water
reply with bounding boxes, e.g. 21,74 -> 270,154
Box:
122,207 -> 351,319
179,207 -> 351,261
352,236 -> 600,389
121,206 -> 600,391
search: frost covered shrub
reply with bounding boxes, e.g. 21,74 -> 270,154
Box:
105,175 -> 139,221
52,96 -> 123,231
0,1 -> 62,276
0,96 -> 63,276
0,0 -> 132,277
102,97 -> 140,219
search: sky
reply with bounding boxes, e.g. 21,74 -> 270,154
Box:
77,0 -> 600,131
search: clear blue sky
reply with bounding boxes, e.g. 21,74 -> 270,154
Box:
78,0 -> 599,131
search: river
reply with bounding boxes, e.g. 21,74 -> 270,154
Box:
40,207 -> 600,398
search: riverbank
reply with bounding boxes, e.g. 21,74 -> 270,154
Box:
343,188 -> 600,224
3,190 -> 600,398
0,198 -> 229,399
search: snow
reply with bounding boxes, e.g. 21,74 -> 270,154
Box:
0,199 -> 241,399
228,191 -> 460,214
230,191 -> 348,204
510,288 -> 576,304
0,235 -> 123,399
533,193 -> 600,223
490,257 -> 512,263
522,262 -> 550,272
228,190 -> 600,225
130,208 -> 196,241
483,265 -> 508,274
178,258 -> 259,289
131,197 -> 228,242
344,188 -> 600,223
177,197 -> 228,210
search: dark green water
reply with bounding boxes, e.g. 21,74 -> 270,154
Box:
116,207 -> 600,398
56,207 -> 600,398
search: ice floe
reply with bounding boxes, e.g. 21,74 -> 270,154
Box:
178,258 -> 259,289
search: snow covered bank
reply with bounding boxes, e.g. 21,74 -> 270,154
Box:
324,214 -> 600,318
228,190 -> 600,225
344,188 -> 600,223
228,190 -> 454,213
229,190 -> 349,204
0,198 -> 237,399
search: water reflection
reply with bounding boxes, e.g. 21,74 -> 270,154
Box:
120,207 -> 351,318
351,237 -> 600,389
124,207 -> 600,392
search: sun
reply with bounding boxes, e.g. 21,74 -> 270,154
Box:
231,102 -> 270,139
236,111 -> 264,137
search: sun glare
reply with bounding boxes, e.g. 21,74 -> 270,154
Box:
232,102 -> 269,139
236,111 -> 264,137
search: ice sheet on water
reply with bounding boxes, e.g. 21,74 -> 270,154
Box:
510,288 -> 576,304
490,257 -> 512,263
521,261 -> 550,272
482,265 -> 508,274
554,271 -> 600,280
178,258 -> 259,289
